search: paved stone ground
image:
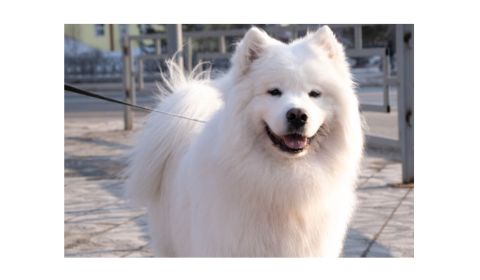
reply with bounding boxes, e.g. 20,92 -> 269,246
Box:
64,117 -> 413,257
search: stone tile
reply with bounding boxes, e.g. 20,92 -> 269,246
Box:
88,219 -> 149,250
345,162 -> 413,258
123,248 -> 153,257
357,176 -> 389,189
65,222 -> 116,252
375,190 -> 414,257
342,228 -> 371,257
365,242 -> 393,257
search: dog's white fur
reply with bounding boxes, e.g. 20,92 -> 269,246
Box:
126,26 -> 364,257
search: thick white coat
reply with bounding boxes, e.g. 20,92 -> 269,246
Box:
126,26 -> 364,257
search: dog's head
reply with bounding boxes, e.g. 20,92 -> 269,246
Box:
225,26 -> 358,159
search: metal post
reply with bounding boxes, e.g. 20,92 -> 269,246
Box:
132,61 -> 137,106
109,24 -> 115,51
219,36 -> 226,53
187,37 -> 193,72
354,25 -> 363,50
138,59 -> 144,90
383,50 -> 391,112
155,39 -> 161,55
166,24 -> 183,69
122,36 -> 133,130
396,24 -> 414,183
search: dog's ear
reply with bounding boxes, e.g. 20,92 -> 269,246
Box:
231,27 -> 270,75
310,25 -> 346,60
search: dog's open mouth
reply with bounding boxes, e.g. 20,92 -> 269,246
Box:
265,125 -> 314,154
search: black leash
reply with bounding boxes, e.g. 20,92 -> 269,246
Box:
64,83 -> 206,123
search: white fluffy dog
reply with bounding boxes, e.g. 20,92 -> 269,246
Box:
126,26 -> 364,257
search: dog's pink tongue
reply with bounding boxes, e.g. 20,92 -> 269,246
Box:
282,135 -> 307,149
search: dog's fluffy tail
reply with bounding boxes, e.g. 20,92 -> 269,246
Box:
125,60 -> 222,207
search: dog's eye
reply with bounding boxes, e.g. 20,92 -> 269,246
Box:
267,88 -> 282,96
309,90 -> 322,98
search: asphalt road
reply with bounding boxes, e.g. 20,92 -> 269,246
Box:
65,91 -> 154,119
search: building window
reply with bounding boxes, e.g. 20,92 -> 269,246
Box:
95,24 -> 105,37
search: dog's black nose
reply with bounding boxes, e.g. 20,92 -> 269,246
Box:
286,108 -> 308,128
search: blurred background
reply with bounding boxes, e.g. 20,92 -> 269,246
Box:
65,24 -> 395,84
